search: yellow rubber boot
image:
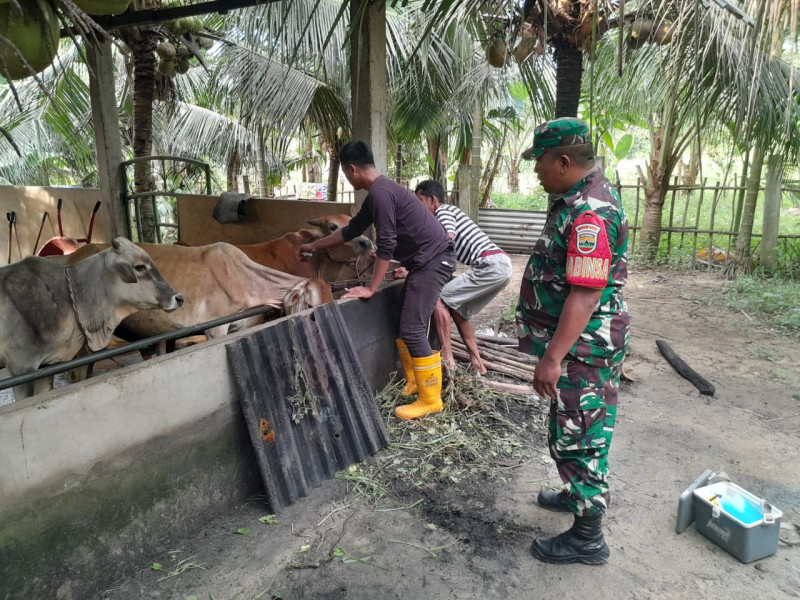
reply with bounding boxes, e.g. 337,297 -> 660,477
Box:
396,339 -> 418,396
394,352 -> 443,420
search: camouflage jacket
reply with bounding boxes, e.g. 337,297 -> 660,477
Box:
516,169 -> 630,368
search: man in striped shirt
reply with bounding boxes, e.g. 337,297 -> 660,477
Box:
411,179 -> 513,374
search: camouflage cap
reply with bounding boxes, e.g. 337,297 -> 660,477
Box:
521,117 -> 591,160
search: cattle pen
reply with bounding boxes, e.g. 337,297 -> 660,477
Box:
0,283 -> 405,599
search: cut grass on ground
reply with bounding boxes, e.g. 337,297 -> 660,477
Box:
726,275 -> 800,333
337,371 -> 545,506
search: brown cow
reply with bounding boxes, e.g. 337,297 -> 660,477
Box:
178,214 -> 374,281
59,242 -> 333,340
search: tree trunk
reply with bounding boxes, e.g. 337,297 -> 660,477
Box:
554,39 -> 583,118
732,149 -> 750,238
760,153 -> 783,271
734,139 -> 766,262
255,131 -> 270,196
327,151 -> 340,202
508,156 -> 520,193
684,140 -> 700,187
305,126 -> 320,183
480,125 -> 507,207
226,148 -> 241,192
427,133 -> 448,184
127,33 -> 158,243
638,178 -> 666,257
395,142 -> 402,182
637,124 -> 668,258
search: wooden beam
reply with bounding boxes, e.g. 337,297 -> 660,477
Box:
62,0 -> 282,36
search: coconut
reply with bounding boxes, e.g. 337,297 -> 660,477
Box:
513,37 -> 537,64
486,37 -> 507,69
157,59 -> 176,77
654,21 -> 676,45
156,42 -> 177,60
176,43 -> 189,56
631,19 -> 654,40
74,0 -> 131,15
176,57 -> 190,74
0,0 -> 59,80
187,17 -> 203,34
197,36 -> 214,50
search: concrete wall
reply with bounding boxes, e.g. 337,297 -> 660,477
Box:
0,286 -> 400,599
0,187 -> 110,266
177,195 -> 357,245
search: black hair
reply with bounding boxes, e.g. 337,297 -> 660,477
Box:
415,179 -> 446,204
338,140 -> 375,167
556,143 -> 595,167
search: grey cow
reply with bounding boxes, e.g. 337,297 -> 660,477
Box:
0,237 -> 183,401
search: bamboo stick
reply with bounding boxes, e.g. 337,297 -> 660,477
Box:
475,333 -> 517,346
451,339 -> 536,373
474,339 -> 535,363
451,348 -> 533,381
484,381 -> 537,395
453,334 -> 536,364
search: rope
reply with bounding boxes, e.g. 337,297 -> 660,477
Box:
65,266 -> 90,343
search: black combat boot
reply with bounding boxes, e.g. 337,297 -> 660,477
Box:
530,512 -> 610,565
537,489 -> 572,513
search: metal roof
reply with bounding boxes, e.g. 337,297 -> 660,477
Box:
478,208 -> 547,254
227,300 -> 389,513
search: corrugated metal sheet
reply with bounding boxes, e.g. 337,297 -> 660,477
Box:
479,208 -> 547,254
227,302 -> 389,513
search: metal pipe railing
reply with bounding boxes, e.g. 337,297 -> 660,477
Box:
0,304 -> 279,393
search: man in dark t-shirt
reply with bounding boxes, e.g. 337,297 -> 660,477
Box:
299,141 -> 456,420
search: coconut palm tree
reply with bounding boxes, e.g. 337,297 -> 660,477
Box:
588,0 -> 800,260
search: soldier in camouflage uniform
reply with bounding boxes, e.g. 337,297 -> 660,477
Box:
516,118 -> 630,565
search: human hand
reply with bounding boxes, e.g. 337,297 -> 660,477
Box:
342,286 -> 374,299
298,244 -> 315,262
533,355 -> 561,399
392,266 -> 408,279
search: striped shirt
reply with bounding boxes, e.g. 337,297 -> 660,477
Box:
435,204 -> 499,266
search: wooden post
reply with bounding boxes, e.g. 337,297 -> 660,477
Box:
350,0 -> 387,210
86,38 -> 127,239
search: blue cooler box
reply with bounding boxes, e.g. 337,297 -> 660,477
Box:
693,481 -> 783,563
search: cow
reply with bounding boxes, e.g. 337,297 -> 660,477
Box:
60,242 -> 333,341
0,237 -> 183,401
177,214 -> 374,282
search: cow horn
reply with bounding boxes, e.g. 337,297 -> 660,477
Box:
112,237 -> 122,249
307,218 -> 323,227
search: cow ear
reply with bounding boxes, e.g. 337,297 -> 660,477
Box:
112,260 -> 138,284
307,218 -> 323,227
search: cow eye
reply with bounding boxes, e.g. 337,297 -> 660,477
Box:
329,223 -> 338,230
134,264 -> 147,272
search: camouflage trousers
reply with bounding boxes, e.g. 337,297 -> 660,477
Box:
548,359 -> 620,517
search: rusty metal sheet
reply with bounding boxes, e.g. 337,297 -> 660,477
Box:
227,301 -> 389,513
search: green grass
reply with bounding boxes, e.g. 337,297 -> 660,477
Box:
726,275 -> 800,333
490,191 -> 548,211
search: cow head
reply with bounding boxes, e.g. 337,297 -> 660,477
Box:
283,279 -> 333,315
307,215 -> 374,263
107,238 -> 184,312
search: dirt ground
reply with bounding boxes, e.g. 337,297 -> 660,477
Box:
74,256 -> 800,598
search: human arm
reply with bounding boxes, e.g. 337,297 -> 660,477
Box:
392,266 -> 408,279
533,286 -> 602,398
298,229 -> 344,261
342,257 -> 391,299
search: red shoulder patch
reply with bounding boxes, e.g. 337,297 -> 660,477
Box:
566,211 -> 611,288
